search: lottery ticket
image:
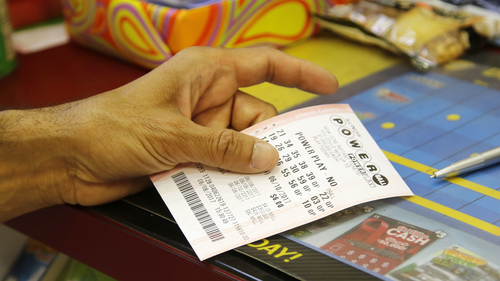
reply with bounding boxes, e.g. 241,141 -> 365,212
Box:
151,104 -> 414,260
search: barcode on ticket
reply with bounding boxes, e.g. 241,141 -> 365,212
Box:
172,171 -> 225,242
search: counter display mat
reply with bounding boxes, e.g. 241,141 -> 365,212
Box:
124,59 -> 500,281
247,60 -> 500,281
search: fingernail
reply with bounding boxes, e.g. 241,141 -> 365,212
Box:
251,142 -> 277,170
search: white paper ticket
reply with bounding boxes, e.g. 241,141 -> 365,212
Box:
151,104 -> 414,260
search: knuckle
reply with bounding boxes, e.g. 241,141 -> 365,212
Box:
265,102 -> 278,115
179,46 -> 204,55
211,130 -> 239,167
181,46 -> 224,58
254,46 -> 275,52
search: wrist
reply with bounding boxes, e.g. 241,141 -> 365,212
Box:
0,106 -> 76,222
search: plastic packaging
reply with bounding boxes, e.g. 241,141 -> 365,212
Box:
142,0 -> 221,9
2,240 -> 57,281
315,0 -> 496,71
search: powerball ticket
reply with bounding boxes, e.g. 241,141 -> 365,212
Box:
151,104 -> 414,260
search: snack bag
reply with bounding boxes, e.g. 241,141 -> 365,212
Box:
316,0 -> 495,71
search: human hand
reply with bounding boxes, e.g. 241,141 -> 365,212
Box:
0,46 -> 337,221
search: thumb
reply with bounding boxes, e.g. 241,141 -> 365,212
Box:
181,124 -> 279,173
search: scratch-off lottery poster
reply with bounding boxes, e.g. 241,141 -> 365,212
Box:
320,214 -> 440,275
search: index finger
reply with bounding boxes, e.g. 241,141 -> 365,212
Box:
216,46 -> 338,95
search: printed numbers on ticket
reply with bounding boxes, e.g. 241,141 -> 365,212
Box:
151,104 -> 414,260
